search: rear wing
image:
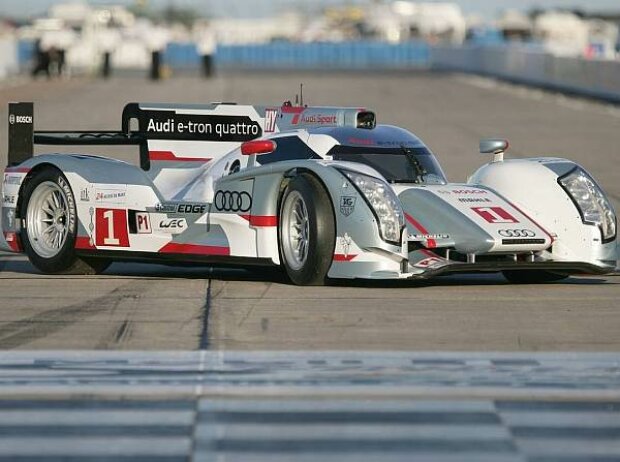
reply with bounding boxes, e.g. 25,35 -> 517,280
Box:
8,101 -> 376,170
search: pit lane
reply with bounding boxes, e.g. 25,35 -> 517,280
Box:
0,72 -> 618,352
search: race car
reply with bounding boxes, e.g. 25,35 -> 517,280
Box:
2,101 -> 617,285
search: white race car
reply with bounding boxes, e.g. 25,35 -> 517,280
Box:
2,101 -> 617,285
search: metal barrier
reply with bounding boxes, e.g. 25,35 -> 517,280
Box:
214,41 -> 431,70
11,39 -> 620,103
432,44 -> 620,104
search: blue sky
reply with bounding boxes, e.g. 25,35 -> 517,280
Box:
2,0 -> 619,19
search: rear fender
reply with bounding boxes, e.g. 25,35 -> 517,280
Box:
4,154 -> 162,251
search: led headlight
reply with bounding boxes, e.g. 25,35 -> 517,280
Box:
559,168 -> 616,242
340,170 -> 404,244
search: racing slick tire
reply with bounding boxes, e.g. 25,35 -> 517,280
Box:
502,270 -> 568,284
19,167 -> 111,275
278,174 -> 336,286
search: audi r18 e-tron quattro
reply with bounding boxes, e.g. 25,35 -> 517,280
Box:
2,101 -> 617,285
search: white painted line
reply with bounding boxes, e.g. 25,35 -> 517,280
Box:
0,437 -> 191,456
0,410 -> 195,426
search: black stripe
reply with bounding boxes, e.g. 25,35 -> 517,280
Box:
199,411 -> 501,424
0,425 -> 192,437
512,426 -> 620,439
199,279 -> 212,350
199,438 -> 517,453
496,401 -> 620,412
0,457 -> 185,462
0,400 -> 194,410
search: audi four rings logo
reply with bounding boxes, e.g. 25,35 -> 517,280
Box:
214,190 -> 252,212
498,229 -> 536,237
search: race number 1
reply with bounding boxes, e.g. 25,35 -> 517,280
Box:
95,208 -> 130,247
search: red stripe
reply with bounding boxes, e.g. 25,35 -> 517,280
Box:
158,242 -> 230,256
4,167 -> 30,173
75,236 -> 95,249
239,214 -> 278,227
405,213 -> 437,249
149,151 -> 212,162
3,232 -> 22,252
500,198 -> 555,244
333,254 -> 357,262
280,106 -> 305,114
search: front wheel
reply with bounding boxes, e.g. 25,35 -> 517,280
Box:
502,270 -> 568,284
20,167 -> 110,275
278,174 -> 335,286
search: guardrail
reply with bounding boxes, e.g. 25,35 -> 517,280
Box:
431,44 -> 620,104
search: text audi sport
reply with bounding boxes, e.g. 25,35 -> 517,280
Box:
2,101 -> 617,285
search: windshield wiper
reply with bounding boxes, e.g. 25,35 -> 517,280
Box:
402,147 -> 426,183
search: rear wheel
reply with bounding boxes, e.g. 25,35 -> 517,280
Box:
278,175 -> 335,286
20,167 -> 110,274
502,270 -> 568,284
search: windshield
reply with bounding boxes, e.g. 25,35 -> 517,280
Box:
329,146 -> 447,184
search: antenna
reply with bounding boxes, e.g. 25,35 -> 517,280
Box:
300,83 -> 304,106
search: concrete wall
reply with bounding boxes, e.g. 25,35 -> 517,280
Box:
432,44 -> 620,104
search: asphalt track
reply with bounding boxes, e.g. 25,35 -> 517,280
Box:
0,72 -> 618,352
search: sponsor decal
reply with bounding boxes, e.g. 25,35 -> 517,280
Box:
298,114 -> 337,125
95,188 -> 126,204
452,189 -> 487,194
8,114 -> 32,124
95,208 -> 129,247
339,196 -> 356,216
339,233 -> 352,258
177,203 -> 207,214
348,137 -> 374,146
80,188 -> 90,202
415,256 -> 443,268
498,229 -> 536,238
458,197 -> 492,203
471,206 -> 519,224
136,212 -> 151,234
6,209 -> 15,228
2,194 -> 16,206
154,203 -> 177,213
264,109 -> 278,133
58,177 -> 76,234
156,218 -> 187,234
143,110 -> 261,141
3,174 -> 22,185
214,190 -> 252,213
410,233 -> 450,241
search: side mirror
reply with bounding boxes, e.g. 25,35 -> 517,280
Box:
480,139 -> 509,162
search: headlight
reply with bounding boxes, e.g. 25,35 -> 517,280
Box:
340,169 -> 404,244
559,168 -> 616,242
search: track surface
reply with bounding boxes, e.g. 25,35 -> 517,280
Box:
0,72 -> 619,351
0,351 -> 619,461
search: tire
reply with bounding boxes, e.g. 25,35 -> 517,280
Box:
502,270 -> 568,284
19,167 -> 111,275
278,174 -> 336,286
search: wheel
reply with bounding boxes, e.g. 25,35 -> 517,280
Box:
278,174 -> 336,286
19,167 -> 111,275
502,270 -> 568,284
